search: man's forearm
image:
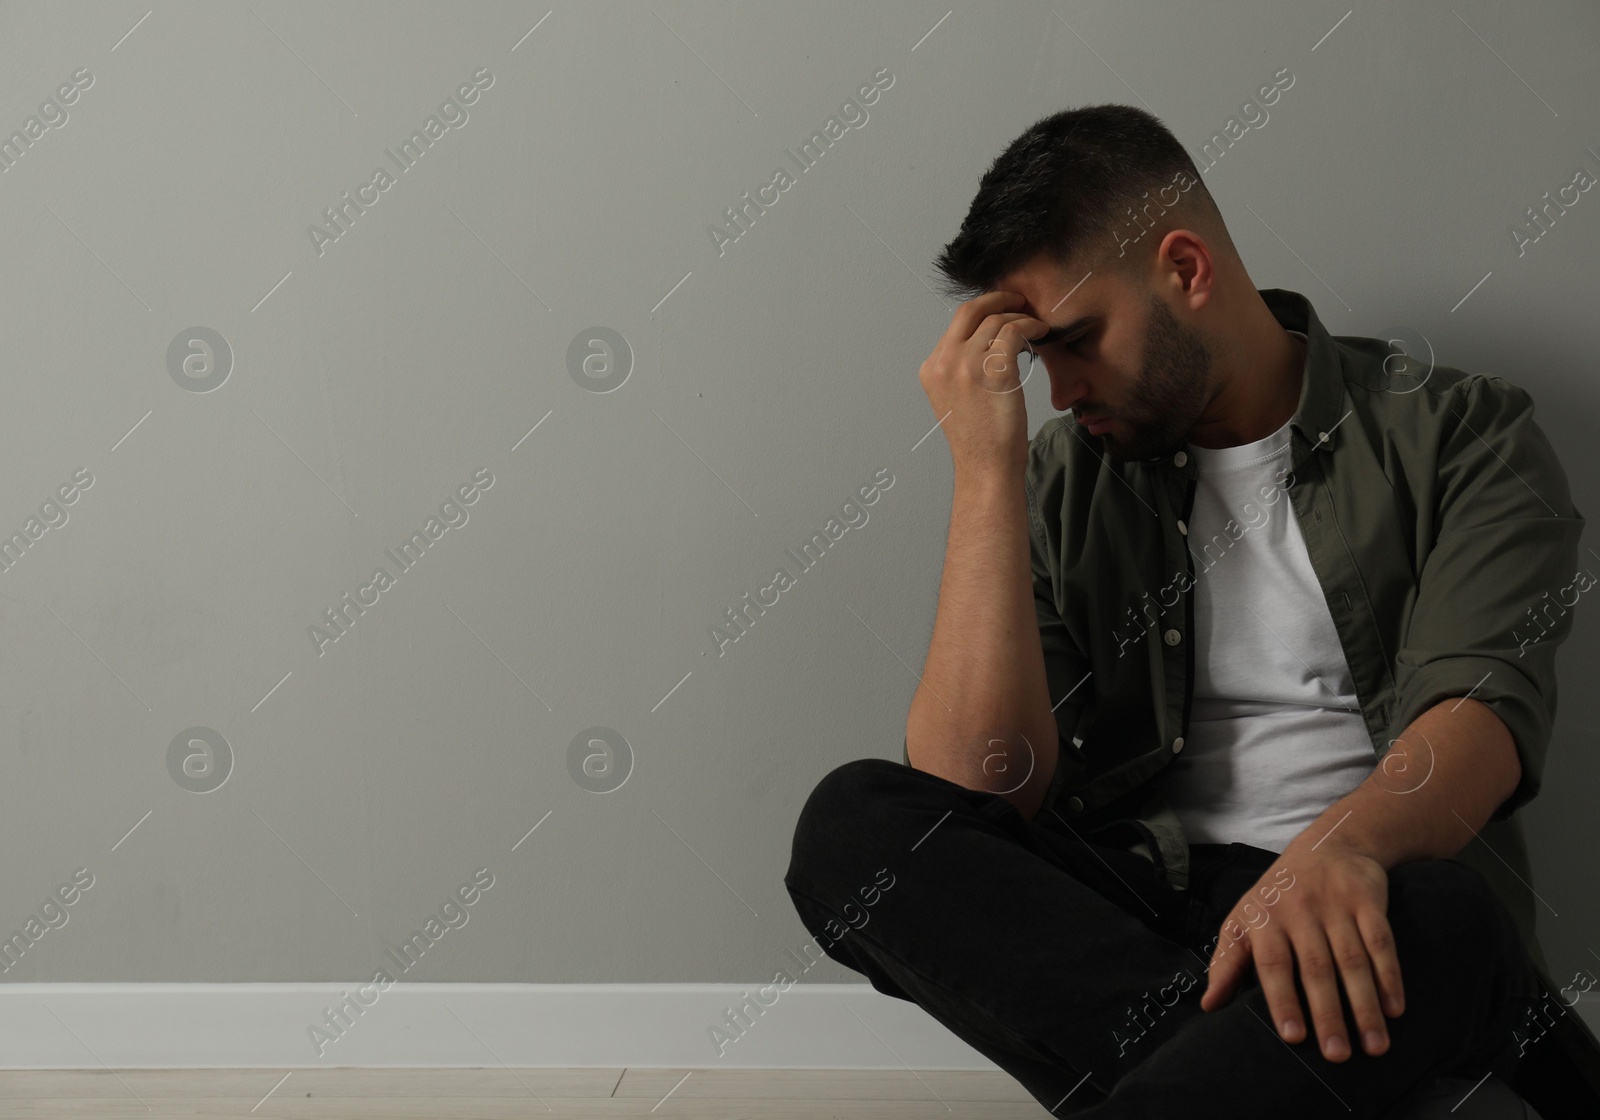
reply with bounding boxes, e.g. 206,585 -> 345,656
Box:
905,467 -> 1059,820
1290,696 -> 1523,871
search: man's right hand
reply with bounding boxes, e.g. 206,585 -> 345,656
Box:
918,291 -> 1048,477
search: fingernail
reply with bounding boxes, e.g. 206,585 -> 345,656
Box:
1365,1029 -> 1385,1052
1325,1036 -> 1348,1060
1281,1019 -> 1297,1039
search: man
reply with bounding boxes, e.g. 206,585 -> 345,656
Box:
784,104 -> 1600,1116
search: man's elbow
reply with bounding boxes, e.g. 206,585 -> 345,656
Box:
1502,745 -> 1523,806
904,724 -> 1058,821
1479,702 -> 1523,805
1497,739 -> 1524,814
1453,696 -> 1524,810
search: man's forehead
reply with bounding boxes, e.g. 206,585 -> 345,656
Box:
995,260 -> 1119,319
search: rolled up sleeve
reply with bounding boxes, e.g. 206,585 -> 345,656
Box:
1388,375 -> 1584,820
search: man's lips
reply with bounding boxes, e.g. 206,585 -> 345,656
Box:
1075,411 -> 1112,433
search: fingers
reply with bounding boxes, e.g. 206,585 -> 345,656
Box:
1356,907 -> 1405,1019
945,290 -> 1026,344
1200,922 -> 1249,1011
971,312 -> 1043,355
1327,918 -> 1390,1056
1288,925 -> 1361,1061
970,314 -> 1044,393
947,290 -> 1047,357
1248,925 -> 1314,1048
1265,920 -> 1395,1062
920,309 -> 1039,397
930,291 -> 1048,389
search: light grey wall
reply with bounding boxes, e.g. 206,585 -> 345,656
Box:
0,0 -> 1596,1005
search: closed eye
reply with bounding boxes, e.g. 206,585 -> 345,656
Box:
1036,330 -> 1081,349
1034,317 -> 1098,354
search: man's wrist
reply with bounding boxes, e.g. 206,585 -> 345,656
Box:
1293,827 -> 1384,868
953,456 -> 1025,491
1289,795 -> 1394,869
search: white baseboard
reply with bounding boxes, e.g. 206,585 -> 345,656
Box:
0,983 -> 1002,1070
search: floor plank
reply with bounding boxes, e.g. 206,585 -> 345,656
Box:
0,1069 -> 1057,1118
0,1101 -> 1055,1120
613,1067 -> 1036,1101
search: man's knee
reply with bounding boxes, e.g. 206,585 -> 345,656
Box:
1391,858 -> 1497,916
787,758 -> 906,885
1387,858 -> 1540,1073
1387,858 -> 1527,975
800,757 -> 907,821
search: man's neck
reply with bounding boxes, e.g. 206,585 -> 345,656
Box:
1188,311 -> 1306,450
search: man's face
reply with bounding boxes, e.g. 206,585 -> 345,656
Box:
999,257 -> 1214,462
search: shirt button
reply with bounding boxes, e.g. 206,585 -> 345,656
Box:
1177,519 -> 1188,536
1171,737 -> 1184,753
1173,450 -> 1188,468
1067,796 -> 1084,812
1164,628 -> 1181,645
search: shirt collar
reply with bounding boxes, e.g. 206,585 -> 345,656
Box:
1260,287 -> 1346,452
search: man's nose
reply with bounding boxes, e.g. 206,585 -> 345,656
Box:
1045,362 -> 1088,414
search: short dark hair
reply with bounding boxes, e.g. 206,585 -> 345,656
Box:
932,104 -> 1230,302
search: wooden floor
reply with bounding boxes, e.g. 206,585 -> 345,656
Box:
0,1068 -> 1059,1118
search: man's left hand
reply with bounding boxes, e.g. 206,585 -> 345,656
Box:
1198,837 -> 1406,1062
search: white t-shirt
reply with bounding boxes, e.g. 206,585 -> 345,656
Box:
1161,334 -> 1376,852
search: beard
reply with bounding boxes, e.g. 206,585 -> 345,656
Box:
1092,294 -> 1213,462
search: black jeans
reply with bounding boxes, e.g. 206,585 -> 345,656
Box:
783,758 -> 1540,1118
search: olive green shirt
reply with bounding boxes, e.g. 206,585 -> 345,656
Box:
908,287 -> 1584,976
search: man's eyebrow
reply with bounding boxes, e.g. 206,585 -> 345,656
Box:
1034,314 -> 1097,345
